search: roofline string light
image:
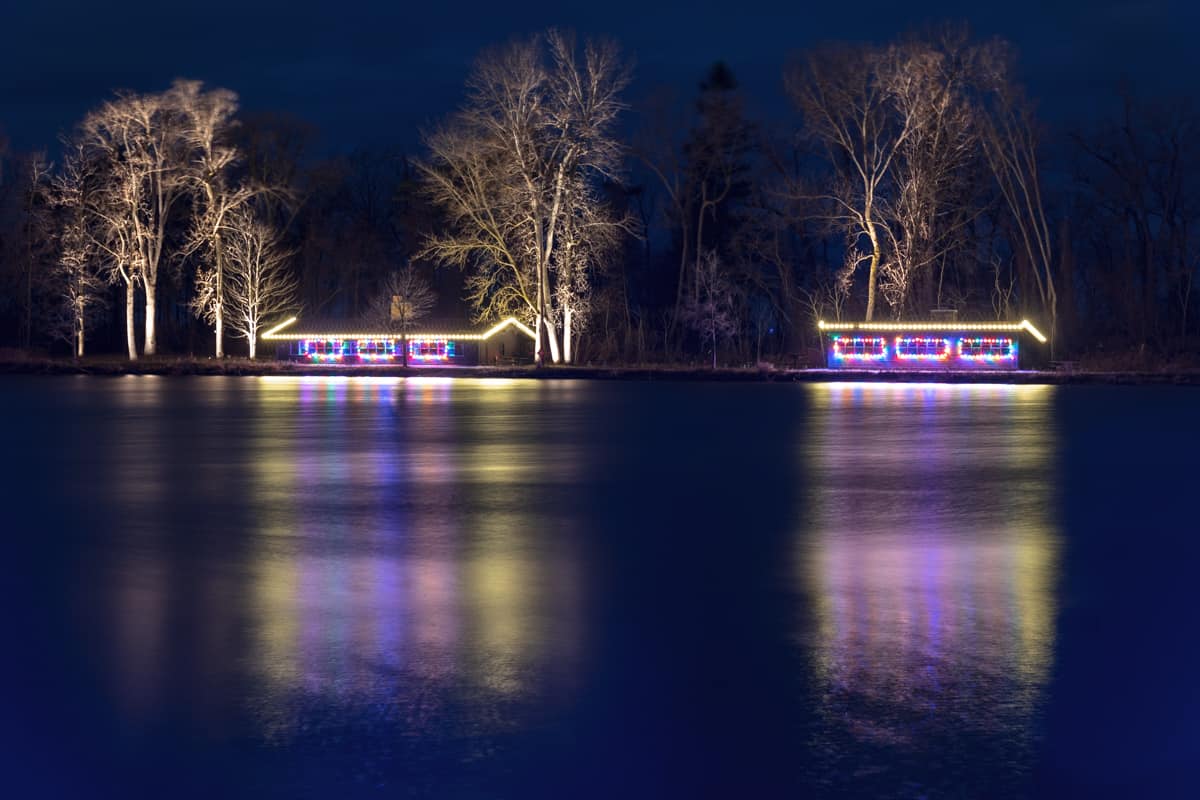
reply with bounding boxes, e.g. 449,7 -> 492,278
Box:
817,318 -> 1048,344
260,315 -> 538,343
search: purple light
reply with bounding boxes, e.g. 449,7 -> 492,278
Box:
957,337 -> 1017,362
408,338 -> 455,363
832,336 -> 888,361
895,337 -> 951,361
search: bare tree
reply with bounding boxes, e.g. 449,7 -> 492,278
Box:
788,44 -> 915,321
879,34 -> 987,317
177,80 -> 262,358
682,250 -> 738,368
1070,91 -> 1200,350
219,206 -> 298,358
639,66 -> 755,346
549,174 -> 627,361
990,254 -> 1017,320
800,269 -> 850,330
979,50 -> 1058,351
48,147 -> 108,356
76,151 -> 141,360
418,29 -> 632,364
368,264 -> 436,366
78,83 -> 192,357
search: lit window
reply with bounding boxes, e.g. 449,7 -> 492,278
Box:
958,337 -> 1016,360
895,337 -> 950,360
832,336 -> 887,360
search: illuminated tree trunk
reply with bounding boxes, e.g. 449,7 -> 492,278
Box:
563,304 -> 573,364
545,317 -> 562,363
865,217 -> 881,321
141,272 -> 158,357
532,316 -> 541,365
143,281 -> 157,356
214,232 -> 225,358
125,280 -> 138,361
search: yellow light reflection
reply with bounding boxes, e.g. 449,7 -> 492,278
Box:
800,382 -> 1060,752
243,375 -> 577,737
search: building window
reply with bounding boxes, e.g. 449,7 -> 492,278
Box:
895,337 -> 951,360
409,339 -> 455,360
832,336 -> 888,360
958,337 -> 1016,360
356,339 -> 394,358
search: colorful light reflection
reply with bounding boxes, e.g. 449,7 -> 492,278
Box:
801,383 -> 1060,790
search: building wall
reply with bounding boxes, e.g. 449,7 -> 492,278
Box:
478,329 -> 531,365
824,331 -> 1027,370
277,337 -> 479,365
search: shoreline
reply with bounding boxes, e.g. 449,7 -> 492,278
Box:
2,358 -> 1199,385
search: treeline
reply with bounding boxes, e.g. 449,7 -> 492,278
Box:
0,25 -> 1196,365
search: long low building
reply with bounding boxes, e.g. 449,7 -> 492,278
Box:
817,319 -> 1048,370
262,316 -> 537,365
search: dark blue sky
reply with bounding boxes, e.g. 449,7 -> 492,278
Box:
2,0 -> 1196,155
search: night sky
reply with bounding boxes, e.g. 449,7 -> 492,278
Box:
3,0 -> 1198,155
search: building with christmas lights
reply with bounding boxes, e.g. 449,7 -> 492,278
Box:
262,316 -> 536,365
818,319 -> 1048,371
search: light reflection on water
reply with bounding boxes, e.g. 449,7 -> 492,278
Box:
17,375 -> 1092,794
244,377 -> 584,741
799,383 -> 1060,790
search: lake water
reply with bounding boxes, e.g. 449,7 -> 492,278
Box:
2,376 -> 1198,798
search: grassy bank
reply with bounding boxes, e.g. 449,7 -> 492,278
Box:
2,353 -> 1199,384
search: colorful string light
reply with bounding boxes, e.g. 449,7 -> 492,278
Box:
831,336 -> 889,361
818,318 -> 1047,344
262,316 -> 537,342
894,336 -> 951,361
262,315 -> 536,365
294,336 -> 466,363
407,338 -> 455,363
957,337 -> 1017,362
822,325 -> 1034,368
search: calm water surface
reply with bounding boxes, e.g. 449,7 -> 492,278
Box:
2,377 -> 1198,798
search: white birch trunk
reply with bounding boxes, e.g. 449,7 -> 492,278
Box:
865,211 -> 881,322
125,280 -> 138,360
563,305 -> 573,364
534,313 -> 544,364
215,308 -> 224,358
545,318 -> 562,363
143,280 -> 157,356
